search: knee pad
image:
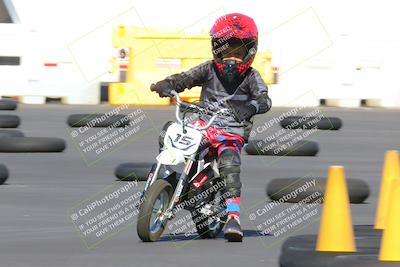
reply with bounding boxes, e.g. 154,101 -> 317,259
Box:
217,149 -> 241,169
218,149 -> 242,198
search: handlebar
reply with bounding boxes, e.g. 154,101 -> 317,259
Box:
171,91 -> 228,131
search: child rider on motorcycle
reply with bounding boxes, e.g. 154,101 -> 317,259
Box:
150,13 -> 272,242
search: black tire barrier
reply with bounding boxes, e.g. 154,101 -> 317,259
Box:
0,130 -> 24,138
281,234 -> 381,254
0,137 -> 66,152
267,177 -> 370,204
0,99 -> 17,110
0,115 -> 20,128
0,164 -> 9,185
114,162 -> 154,181
353,225 -> 382,237
330,254 -> 400,267
280,116 -> 342,130
158,121 -> 173,149
67,114 -> 130,128
245,139 -> 319,156
279,248 -> 380,267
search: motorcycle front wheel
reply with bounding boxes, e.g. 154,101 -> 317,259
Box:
137,179 -> 173,242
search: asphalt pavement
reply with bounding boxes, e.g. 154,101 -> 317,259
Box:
0,104 -> 399,267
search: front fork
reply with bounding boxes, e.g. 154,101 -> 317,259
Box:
138,159 -> 194,221
160,158 -> 193,221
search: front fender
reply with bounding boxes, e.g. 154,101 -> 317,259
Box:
156,149 -> 185,165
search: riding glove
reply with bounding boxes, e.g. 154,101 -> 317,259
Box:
150,80 -> 173,98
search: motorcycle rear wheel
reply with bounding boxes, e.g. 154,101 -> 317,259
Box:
191,189 -> 227,239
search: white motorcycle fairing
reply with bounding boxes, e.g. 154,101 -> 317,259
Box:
156,149 -> 185,165
157,123 -> 202,165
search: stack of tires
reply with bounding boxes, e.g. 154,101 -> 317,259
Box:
0,99 -> 66,185
65,113 -> 150,182
114,162 -> 154,182
245,115 -> 342,157
266,177 -> 370,204
0,163 -> 8,185
0,99 -> 17,185
279,226 -> 383,267
112,121 -> 175,182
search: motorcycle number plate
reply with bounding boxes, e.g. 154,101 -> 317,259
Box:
164,123 -> 202,156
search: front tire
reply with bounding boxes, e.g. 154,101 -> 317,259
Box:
137,179 -> 173,242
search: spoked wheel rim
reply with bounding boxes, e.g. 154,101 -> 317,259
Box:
149,190 -> 169,234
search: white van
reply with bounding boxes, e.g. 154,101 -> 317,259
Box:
0,0 -> 101,104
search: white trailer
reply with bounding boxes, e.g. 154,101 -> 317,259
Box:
0,0 -> 102,104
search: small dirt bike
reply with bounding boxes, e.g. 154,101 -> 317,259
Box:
137,91 -> 230,242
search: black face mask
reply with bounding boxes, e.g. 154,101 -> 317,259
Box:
222,60 -> 240,84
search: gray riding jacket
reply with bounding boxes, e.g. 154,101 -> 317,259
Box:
165,60 -> 272,140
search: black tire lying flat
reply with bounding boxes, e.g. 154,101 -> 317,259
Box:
353,225 -> 382,237
114,162 -> 154,181
245,139 -> 319,156
0,115 -> 20,128
0,164 -> 9,185
279,248 -> 379,267
267,177 -> 370,204
67,114 -> 130,127
0,99 -> 17,110
281,234 -> 381,254
330,254 -> 400,267
0,130 -> 24,138
158,121 -> 173,149
280,116 -> 342,130
0,137 -> 66,152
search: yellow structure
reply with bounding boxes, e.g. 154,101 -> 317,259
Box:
316,166 -> 356,252
379,179 -> 400,261
110,25 -> 274,105
375,150 -> 400,229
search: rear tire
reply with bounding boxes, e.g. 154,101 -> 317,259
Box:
137,179 -> 173,242
191,189 -> 227,239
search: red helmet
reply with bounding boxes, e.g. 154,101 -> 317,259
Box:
210,13 -> 258,83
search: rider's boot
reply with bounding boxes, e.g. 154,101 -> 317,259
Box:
224,215 -> 243,242
218,149 -> 243,242
224,197 -> 243,242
